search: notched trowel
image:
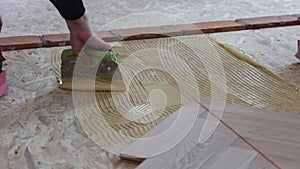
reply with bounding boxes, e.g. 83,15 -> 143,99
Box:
60,48 -> 125,91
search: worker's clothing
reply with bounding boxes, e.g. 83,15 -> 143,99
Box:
50,0 -> 86,20
0,45 -> 5,73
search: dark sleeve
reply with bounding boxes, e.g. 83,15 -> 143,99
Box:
50,0 -> 86,20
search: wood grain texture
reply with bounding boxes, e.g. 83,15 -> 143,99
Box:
198,147 -> 257,169
236,15 -> 300,29
178,21 -> 246,35
0,36 -> 42,50
121,103 -> 207,160
42,33 -> 70,47
136,133 -> 237,169
195,21 -> 246,34
214,104 -> 300,169
125,102 -> 300,169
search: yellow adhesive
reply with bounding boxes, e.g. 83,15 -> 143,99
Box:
51,35 -> 300,154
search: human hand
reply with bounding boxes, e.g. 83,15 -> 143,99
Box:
66,15 -> 112,65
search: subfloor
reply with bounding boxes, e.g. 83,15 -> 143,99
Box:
0,0 -> 300,168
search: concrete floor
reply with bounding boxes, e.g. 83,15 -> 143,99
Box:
0,0 -> 300,168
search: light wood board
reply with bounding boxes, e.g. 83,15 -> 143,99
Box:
122,102 -> 300,169
120,102 -> 208,160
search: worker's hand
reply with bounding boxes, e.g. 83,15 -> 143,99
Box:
0,16 -> 3,32
66,15 -> 112,65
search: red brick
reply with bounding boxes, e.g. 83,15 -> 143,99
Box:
0,36 -> 42,51
43,33 -> 70,47
236,15 -> 300,29
111,25 -> 183,41
95,30 -> 119,42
